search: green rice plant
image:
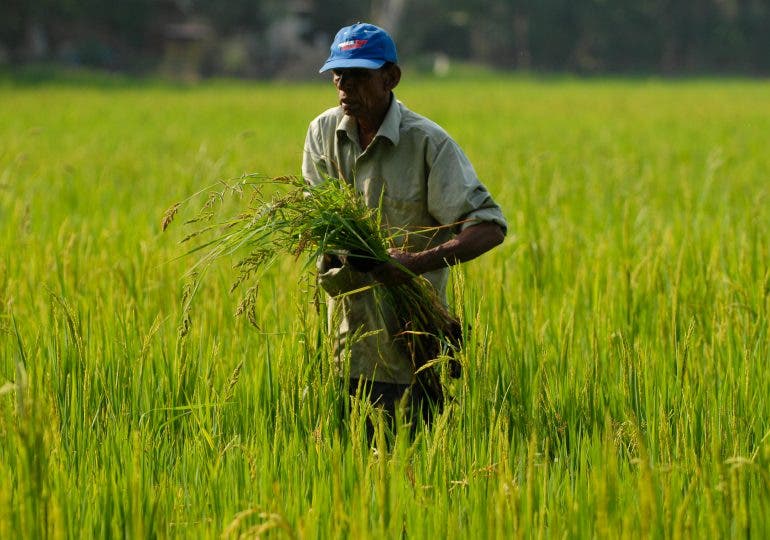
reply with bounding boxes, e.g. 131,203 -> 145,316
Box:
164,173 -> 461,399
2,76 -> 770,538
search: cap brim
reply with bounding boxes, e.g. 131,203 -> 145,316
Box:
319,58 -> 386,73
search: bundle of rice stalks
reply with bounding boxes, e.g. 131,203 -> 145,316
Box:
163,173 -> 461,398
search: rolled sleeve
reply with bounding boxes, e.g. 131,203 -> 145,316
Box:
427,138 -> 508,234
458,187 -> 508,234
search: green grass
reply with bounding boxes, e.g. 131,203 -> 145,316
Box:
1,74 -> 770,538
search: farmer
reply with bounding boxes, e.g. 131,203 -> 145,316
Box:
302,22 -> 507,428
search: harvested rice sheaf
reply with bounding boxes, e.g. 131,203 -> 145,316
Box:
169,173 -> 462,394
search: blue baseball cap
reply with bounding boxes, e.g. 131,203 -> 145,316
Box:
319,23 -> 398,73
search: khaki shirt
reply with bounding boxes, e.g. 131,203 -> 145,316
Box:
303,95 -> 507,383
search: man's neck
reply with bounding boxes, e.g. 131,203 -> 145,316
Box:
355,94 -> 392,149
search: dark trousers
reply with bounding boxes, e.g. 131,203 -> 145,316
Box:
344,377 -> 442,437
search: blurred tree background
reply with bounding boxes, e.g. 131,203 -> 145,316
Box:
1,0 -> 768,78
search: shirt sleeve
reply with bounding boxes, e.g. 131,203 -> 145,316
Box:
302,120 -> 328,187
303,119 -> 370,296
426,137 -> 508,235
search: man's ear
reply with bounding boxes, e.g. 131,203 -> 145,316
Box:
383,64 -> 401,91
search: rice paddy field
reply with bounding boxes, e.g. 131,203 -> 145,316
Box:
1,71 -> 770,538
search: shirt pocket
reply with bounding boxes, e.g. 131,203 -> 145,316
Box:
380,193 -> 440,251
380,194 -> 429,228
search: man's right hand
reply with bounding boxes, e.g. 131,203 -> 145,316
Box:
322,253 -> 344,269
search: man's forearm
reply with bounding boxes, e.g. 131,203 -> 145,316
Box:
372,221 -> 505,284
409,222 -> 505,274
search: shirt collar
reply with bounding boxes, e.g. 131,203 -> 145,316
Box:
336,94 -> 402,147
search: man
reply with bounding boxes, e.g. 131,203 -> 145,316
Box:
302,23 -> 507,426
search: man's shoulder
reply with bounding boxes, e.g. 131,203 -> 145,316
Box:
309,106 -> 345,129
397,101 -> 451,144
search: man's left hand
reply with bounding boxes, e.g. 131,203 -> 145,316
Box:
370,248 -> 421,286
369,222 -> 505,286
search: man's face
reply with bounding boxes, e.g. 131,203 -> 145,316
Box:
331,67 -> 393,118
